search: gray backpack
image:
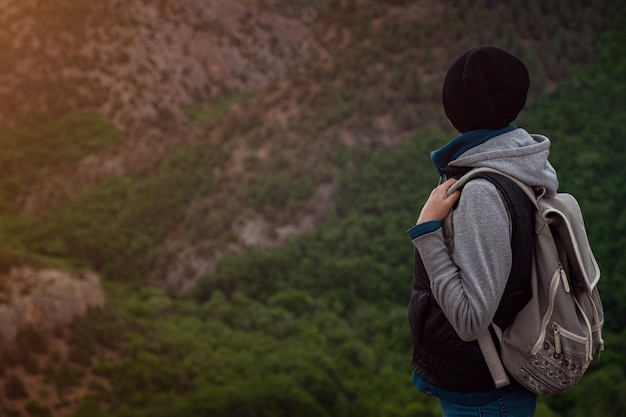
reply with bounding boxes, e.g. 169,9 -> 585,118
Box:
450,167 -> 605,396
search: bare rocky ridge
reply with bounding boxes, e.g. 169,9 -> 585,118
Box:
157,182 -> 335,291
0,267 -> 108,415
0,267 -> 105,349
0,0 -> 314,129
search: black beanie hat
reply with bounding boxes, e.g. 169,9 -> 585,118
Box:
442,46 -> 530,133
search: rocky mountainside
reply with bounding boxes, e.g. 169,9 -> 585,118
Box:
0,0 -> 327,300
2,0 -> 318,213
0,0 -> 610,299
0,0 -> 314,129
0,0 -> 309,351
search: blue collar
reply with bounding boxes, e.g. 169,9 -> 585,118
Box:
430,125 -> 515,171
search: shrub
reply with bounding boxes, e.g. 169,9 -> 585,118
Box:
16,324 -> 48,354
26,400 -> 52,417
4,373 -> 28,399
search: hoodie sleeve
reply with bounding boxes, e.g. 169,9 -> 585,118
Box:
410,179 -> 512,341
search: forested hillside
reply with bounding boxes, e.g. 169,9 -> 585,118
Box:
0,1 -> 625,416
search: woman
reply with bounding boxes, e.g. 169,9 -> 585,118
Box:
407,46 -> 559,417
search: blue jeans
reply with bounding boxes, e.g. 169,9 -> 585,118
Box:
437,382 -> 537,417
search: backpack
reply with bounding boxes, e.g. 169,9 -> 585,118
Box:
448,167 -> 604,396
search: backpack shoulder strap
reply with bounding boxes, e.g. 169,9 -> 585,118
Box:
477,331 -> 510,388
447,167 -> 536,389
448,167 -> 542,209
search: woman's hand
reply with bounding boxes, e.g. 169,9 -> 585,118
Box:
416,178 -> 461,224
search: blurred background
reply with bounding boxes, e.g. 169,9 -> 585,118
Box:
0,0 -> 625,416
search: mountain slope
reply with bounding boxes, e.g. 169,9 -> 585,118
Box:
2,1 -> 612,289
0,0 -> 624,415
0,0 -> 616,299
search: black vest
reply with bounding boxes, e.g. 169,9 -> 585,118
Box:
408,172 -> 535,392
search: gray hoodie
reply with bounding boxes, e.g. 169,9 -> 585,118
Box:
411,128 -> 559,341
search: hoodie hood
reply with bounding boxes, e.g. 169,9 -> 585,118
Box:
449,128 -> 559,196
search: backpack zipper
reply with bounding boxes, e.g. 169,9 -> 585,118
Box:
573,295 -> 595,361
554,325 -> 562,354
553,323 -> 589,356
559,265 -> 571,293
531,266 -> 563,355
